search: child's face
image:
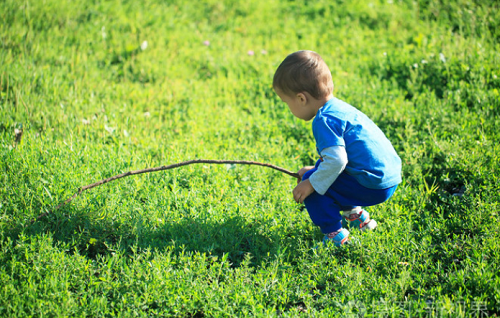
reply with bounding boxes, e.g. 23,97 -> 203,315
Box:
275,89 -> 316,121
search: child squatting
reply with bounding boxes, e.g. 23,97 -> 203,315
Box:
273,50 -> 402,246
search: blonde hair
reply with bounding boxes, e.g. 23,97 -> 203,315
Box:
273,50 -> 333,99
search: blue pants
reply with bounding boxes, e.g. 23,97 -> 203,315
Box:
302,160 -> 398,234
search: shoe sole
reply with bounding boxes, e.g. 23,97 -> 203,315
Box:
335,236 -> 350,246
360,219 -> 377,232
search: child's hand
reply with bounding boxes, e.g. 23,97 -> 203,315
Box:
293,179 -> 315,204
297,166 -> 315,184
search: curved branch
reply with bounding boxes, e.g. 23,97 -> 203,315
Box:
36,159 -> 300,221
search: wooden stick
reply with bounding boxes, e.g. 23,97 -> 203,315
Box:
36,159 -> 300,221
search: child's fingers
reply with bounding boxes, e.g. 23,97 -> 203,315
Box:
296,170 -> 305,184
292,188 -> 300,203
293,196 -> 302,203
293,187 -> 304,203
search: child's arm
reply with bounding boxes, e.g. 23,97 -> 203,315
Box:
292,146 -> 347,203
308,146 -> 347,195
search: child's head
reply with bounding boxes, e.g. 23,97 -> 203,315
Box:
273,50 -> 333,100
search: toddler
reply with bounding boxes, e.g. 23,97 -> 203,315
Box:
273,51 -> 402,246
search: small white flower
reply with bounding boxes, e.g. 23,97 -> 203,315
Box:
82,118 -> 90,125
439,52 -> 446,63
247,50 -> 254,56
143,112 -> 151,117
383,52 -> 387,56
105,125 -> 115,134
141,41 -> 148,51
123,130 -> 129,137
413,63 -> 418,68
421,59 -> 428,64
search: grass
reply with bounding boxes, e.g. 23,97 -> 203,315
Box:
1,0 -> 499,316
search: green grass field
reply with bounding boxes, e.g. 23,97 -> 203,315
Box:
1,0 -> 499,316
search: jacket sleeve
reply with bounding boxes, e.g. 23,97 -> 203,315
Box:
308,145 -> 348,195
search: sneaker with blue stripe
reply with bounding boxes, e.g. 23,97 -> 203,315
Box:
323,228 -> 350,247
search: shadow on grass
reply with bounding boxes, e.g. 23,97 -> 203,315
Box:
3,205 -> 286,267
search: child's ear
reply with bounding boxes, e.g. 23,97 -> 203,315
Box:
296,92 -> 307,104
